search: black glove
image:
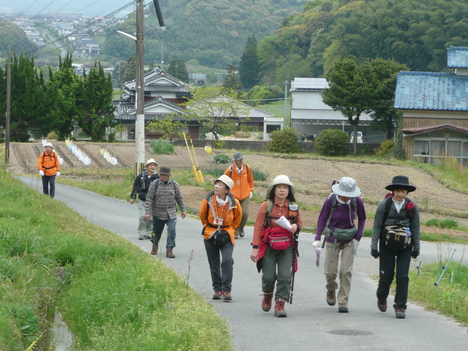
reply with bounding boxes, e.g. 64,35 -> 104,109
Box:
371,249 -> 380,259
411,250 -> 420,259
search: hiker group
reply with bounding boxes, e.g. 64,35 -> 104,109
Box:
131,152 -> 420,320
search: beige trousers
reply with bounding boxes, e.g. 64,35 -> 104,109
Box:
324,241 -> 354,306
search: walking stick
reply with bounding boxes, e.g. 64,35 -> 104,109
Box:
288,234 -> 299,304
434,248 -> 456,287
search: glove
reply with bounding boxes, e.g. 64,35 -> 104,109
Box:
353,239 -> 360,249
312,240 -> 321,249
39,170 -> 44,176
249,192 -> 253,199
411,250 -> 420,259
56,171 -> 61,177
371,249 -> 380,259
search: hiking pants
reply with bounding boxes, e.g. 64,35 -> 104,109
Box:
377,245 -> 412,309
137,199 -> 152,236
324,241 -> 354,306
42,175 -> 56,198
236,197 -> 250,234
204,238 -> 234,292
152,216 -> 177,249
262,246 -> 294,301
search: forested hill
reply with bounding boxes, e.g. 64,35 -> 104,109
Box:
102,0 -> 308,69
257,0 -> 468,85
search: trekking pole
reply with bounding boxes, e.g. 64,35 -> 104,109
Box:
288,256 -> 296,304
416,261 -> 422,276
434,248 -> 456,287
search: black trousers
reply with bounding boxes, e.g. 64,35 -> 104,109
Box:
376,245 -> 412,309
42,175 -> 56,198
204,238 -> 234,293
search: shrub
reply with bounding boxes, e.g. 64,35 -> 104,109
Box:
315,129 -> 349,156
376,139 -> 394,158
266,127 -> 299,153
440,219 -> 459,229
252,169 -> 268,181
214,154 -> 229,164
150,140 -> 174,154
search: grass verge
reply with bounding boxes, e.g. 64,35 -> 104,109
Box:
0,167 -> 232,350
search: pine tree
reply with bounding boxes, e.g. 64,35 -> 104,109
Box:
222,64 -> 242,95
239,34 -> 260,90
167,59 -> 189,82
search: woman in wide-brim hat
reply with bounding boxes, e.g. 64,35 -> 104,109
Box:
370,175 -> 420,319
250,175 -> 303,318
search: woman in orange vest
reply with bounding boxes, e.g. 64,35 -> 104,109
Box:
37,142 -> 61,198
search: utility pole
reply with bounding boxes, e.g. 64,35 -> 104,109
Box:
135,0 -> 145,175
5,47 -> 11,164
283,80 -> 289,129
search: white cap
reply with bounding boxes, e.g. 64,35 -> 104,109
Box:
332,177 -> 361,197
44,142 -> 53,148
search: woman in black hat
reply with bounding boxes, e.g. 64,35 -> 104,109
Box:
371,175 -> 420,319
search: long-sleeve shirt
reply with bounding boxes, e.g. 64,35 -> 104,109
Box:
315,194 -> 366,243
371,197 -> 420,251
252,199 -> 303,246
37,151 -> 60,176
224,163 -> 254,201
130,170 -> 159,201
145,179 -> 185,220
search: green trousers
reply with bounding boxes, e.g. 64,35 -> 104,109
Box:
261,246 -> 294,301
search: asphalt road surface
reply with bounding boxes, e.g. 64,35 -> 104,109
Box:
19,177 -> 468,351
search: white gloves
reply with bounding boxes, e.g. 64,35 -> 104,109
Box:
56,172 -> 61,177
249,192 -> 253,199
39,170 -> 44,176
312,240 -> 321,249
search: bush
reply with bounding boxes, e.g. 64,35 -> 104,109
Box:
150,140 -> 174,154
376,139 -> 394,158
214,154 -> 229,164
266,127 -> 299,153
315,129 -> 349,156
425,219 -> 459,229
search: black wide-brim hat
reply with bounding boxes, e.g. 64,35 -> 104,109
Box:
385,175 -> 416,192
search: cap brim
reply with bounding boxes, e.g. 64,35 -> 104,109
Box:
385,184 -> 416,192
332,183 -> 361,197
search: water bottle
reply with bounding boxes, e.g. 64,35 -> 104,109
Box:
405,227 -> 411,237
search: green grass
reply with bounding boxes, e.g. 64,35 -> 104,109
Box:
0,165 -> 232,350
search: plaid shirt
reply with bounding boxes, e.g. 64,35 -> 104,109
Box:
145,179 -> 185,220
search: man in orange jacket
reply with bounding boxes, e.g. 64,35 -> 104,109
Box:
224,152 -> 254,238
37,142 -> 61,198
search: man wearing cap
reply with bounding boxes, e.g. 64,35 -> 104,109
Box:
145,166 -> 186,258
371,175 -> 420,319
199,175 -> 242,301
224,151 -> 254,239
313,177 -> 366,313
37,142 -> 61,198
130,158 -> 159,240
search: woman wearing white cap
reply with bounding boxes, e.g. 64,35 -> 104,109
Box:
199,175 -> 242,301
313,177 -> 366,313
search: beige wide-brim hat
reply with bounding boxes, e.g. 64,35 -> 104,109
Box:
215,175 -> 234,190
266,175 -> 295,195
332,177 -> 361,197
145,158 -> 158,167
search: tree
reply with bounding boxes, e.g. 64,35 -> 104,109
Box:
239,34 -> 260,90
76,62 -> 116,141
183,86 -> 249,140
119,57 -> 136,84
146,114 -> 187,142
167,59 -> 189,82
222,64 -> 242,95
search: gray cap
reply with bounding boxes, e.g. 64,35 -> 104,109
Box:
233,152 -> 244,160
159,166 -> 171,176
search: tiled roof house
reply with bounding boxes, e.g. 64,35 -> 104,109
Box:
394,47 -> 468,166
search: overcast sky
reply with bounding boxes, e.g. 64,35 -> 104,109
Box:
0,0 -> 136,17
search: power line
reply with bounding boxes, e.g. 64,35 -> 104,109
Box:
31,0 -> 58,19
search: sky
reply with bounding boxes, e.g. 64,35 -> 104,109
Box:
0,0 -> 136,17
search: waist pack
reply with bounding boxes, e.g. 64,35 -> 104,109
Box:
330,226 -> 357,241
384,225 -> 411,250
212,229 -> 231,247
263,228 -> 292,251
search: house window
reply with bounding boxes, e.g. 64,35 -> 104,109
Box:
413,134 -> 468,166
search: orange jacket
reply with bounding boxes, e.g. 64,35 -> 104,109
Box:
224,163 -> 254,201
199,192 -> 242,245
37,151 -> 60,176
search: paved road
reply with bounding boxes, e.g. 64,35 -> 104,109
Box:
20,177 -> 468,351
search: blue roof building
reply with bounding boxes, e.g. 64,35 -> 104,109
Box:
394,47 -> 468,166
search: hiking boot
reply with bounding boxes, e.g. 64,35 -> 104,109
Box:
222,291 -> 232,301
143,234 -> 151,239
377,300 -> 387,312
212,291 -> 223,300
326,290 -> 336,306
239,230 -> 245,237
139,235 -> 145,240
274,299 -> 287,317
151,244 -> 158,255
395,307 -> 406,319
262,293 -> 273,312
166,248 -> 175,258
338,304 -> 349,313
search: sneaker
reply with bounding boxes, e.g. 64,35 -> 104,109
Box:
138,235 -> 144,240
274,299 -> 287,317
262,293 -> 273,312
395,307 -> 406,319
239,230 -> 245,237
377,300 -> 387,312
212,291 -> 223,300
338,304 -> 349,313
326,290 -> 336,306
222,291 -> 232,301
144,234 -> 151,239
151,244 -> 158,255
